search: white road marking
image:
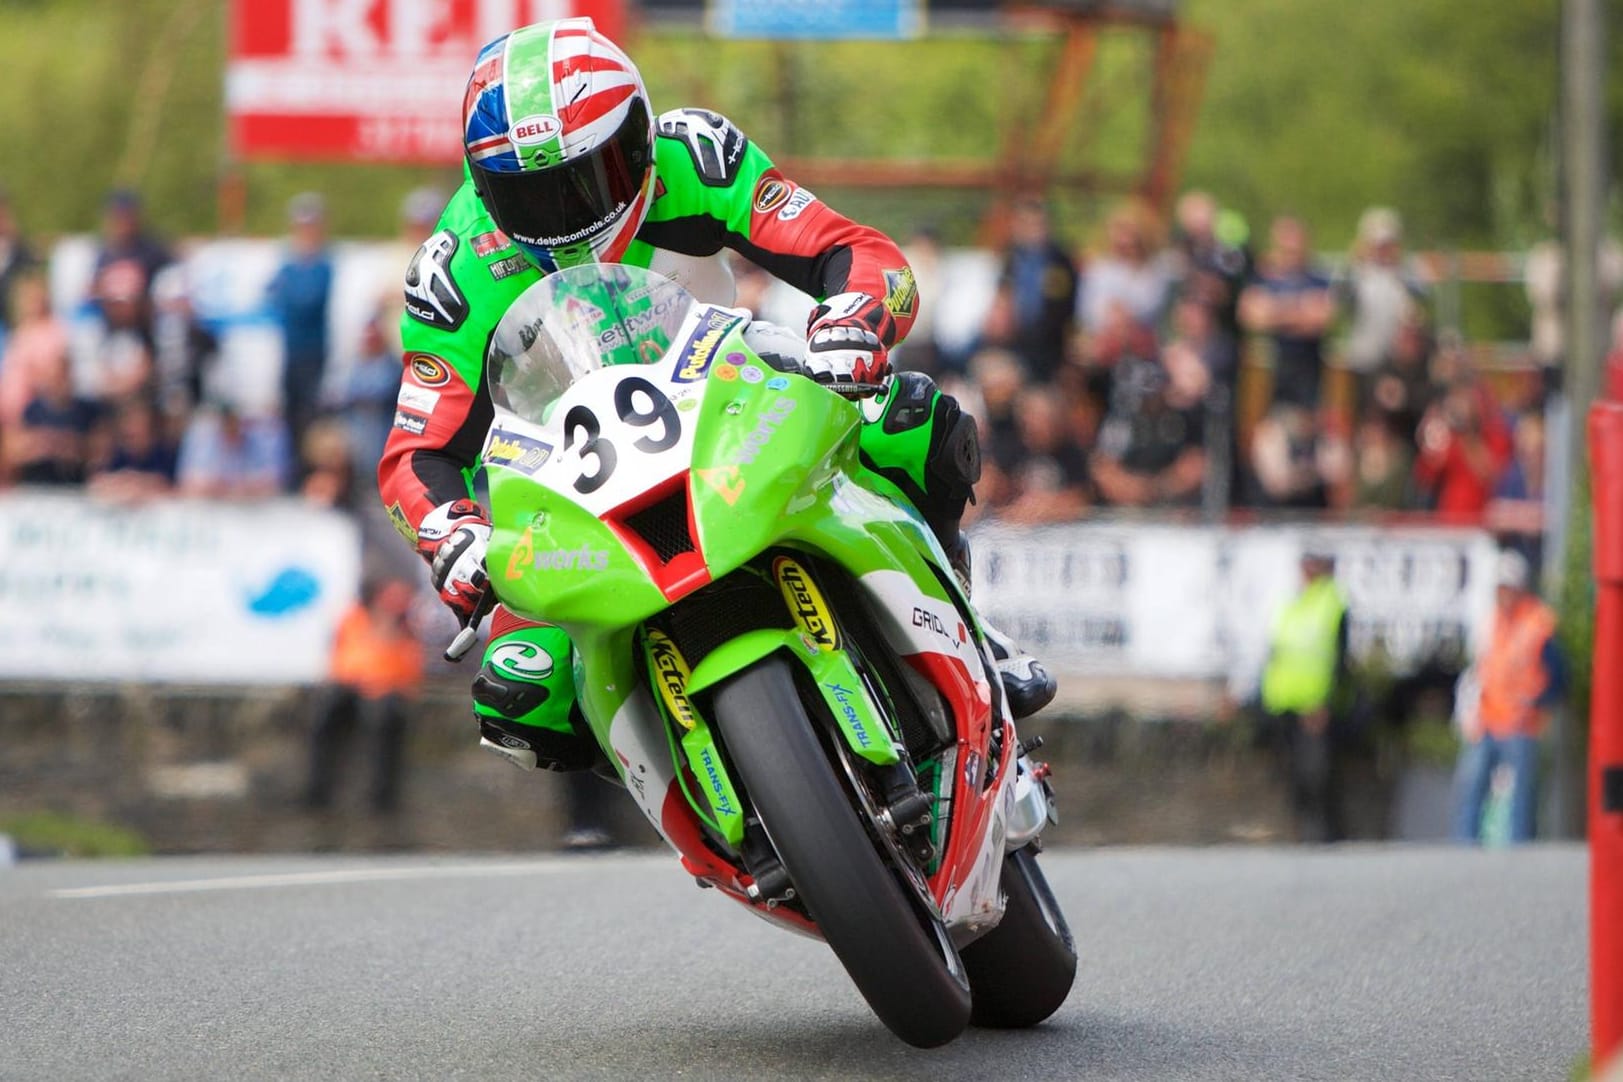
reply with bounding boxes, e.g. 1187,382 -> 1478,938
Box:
48,859 -> 626,899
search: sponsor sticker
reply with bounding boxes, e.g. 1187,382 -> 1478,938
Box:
407,353 -> 452,387
672,308 -> 743,383
385,502 -> 416,545
773,556 -> 839,651
696,465 -> 745,506
484,430 -> 554,472
740,365 -> 764,384
736,396 -> 797,465
489,640 -> 555,679
646,630 -> 697,732
714,365 -> 739,382
883,266 -> 919,319
824,682 -> 872,749
392,409 -> 427,435
510,113 -> 563,145
752,177 -> 792,215
778,187 -> 817,221
677,397 -> 699,412
472,230 -> 512,257
488,253 -> 530,281
397,385 -> 440,413
766,376 -> 790,391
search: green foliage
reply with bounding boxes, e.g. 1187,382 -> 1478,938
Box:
0,0 -> 1614,248
1,810 -> 150,857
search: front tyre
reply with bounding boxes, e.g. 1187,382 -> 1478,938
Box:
712,656 -> 972,1048
960,847 -> 1077,1027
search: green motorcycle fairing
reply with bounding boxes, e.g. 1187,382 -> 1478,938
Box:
482,270 -> 998,875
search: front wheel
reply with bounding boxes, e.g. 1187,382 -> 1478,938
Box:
960,847 -> 1077,1027
711,656 -> 972,1048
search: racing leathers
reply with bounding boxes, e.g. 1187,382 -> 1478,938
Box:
379,109 -> 1051,771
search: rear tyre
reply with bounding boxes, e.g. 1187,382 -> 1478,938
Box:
960,847 -> 1077,1028
712,656 -> 972,1048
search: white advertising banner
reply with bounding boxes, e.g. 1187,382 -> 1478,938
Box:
972,522 -> 1499,685
0,494 -> 361,684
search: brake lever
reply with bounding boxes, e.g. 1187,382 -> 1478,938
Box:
443,590 -> 497,663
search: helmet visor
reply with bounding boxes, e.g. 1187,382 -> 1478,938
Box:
475,98 -> 652,252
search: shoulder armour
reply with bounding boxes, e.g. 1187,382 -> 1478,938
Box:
656,108 -> 749,187
404,229 -> 470,332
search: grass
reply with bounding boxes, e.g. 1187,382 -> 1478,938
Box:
1,811 -> 151,858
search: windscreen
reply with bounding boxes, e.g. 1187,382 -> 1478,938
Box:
487,263 -> 697,424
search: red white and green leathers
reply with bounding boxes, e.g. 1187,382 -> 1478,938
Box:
377,112 -> 983,764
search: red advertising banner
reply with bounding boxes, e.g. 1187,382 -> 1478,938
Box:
228,0 -> 627,163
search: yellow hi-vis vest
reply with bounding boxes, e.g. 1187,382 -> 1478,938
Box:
1261,576 -> 1348,715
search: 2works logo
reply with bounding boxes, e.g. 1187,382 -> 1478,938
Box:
531,544 -> 610,572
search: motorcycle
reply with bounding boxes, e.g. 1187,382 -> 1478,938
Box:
466,263 -> 1075,1047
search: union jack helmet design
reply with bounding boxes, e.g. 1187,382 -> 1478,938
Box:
463,19 -> 655,272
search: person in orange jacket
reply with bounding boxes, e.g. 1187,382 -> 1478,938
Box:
305,578 -> 424,814
1452,549 -> 1565,843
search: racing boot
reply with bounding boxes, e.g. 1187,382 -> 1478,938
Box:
945,531 -> 1057,721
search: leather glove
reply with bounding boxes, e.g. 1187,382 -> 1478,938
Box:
805,292 -> 892,388
418,499 -> 492,625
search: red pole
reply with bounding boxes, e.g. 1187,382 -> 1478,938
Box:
1590,400 -> 1623,1068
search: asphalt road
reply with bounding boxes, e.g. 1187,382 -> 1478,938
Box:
0,846 -> 1587,1081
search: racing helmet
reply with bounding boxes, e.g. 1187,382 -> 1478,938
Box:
462,19 -> 656,272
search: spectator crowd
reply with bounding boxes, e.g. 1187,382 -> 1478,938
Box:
0,183 -> 1601,580
882,194 -> 1595,586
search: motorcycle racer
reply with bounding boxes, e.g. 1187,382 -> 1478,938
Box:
379,17 -> 1055,772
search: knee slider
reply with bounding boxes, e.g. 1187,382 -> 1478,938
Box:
471,668 -> 551,721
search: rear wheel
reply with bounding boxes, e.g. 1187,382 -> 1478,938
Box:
712,656 -> 972,1048
960,847 -> 1077,1027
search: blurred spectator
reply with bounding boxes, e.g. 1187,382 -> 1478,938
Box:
1413,371 -> 1511,519
89,189 -> 171,343
1171,190 -> 1248,389
373,186 -> 446,355
1091,357 -> 1205,508
87,399 -> 176,503
299,418 -> 357,511
996,197 -> 1078,380
1452,549 -> 1563,845
999,388 -> 1090,524
1245,405 -> 1334,510
1341,207 -> 1426,385
266,193 -> 335,455
1259,548 -> 1349,843
1362,309 -> 1434,440
341,316 -> 403,481
1079,199 -> 1172,340
5,347 -> 96,485
175,403 -> 290,499
1239,217 -> 1336,411
304,577 -> 423,815
1486,411 -> 1548,569
1350,415 -> 1414,511
963,347 -> 1029,510
82,261 -> 156,409
151,265 -> 219,416
0,272 -> 68,427
0,187 -> 38,335
894,225 -> 946,375
1524,229 -> 1623,370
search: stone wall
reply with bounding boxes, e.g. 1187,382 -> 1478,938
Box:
0,683 -> 1369,856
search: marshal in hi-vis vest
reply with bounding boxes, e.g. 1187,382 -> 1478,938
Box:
1262,576 -> 1347,715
